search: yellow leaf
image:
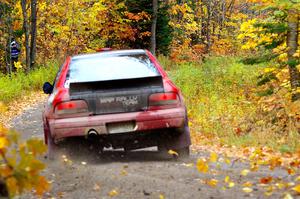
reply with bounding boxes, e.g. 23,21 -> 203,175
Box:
35,176 -> 50,196
292,184 -> 300,194
159,194 -> 165,199
120,169 -> 128,176
6,177 -> 18,196
182,163 -> 194,167
108,189 -> 119,197
0,102 -> 7,113
224,176 -> 230,183
241,169 -> 250,176
264,191 -> 273,196
275,183 -> 285,189
284,193 -> 294,199
225,158 -> 231,165
168,150 -> 178,157
243,182 -> 253,187
242,187 -> 253,193
228,182 -> 235,188
14,61 -> 22,69
210,152 -> 218,163
207,179 -> 218,187
0,137 -> 8,149
196,159 -> 209,173
295,176 -> 300,181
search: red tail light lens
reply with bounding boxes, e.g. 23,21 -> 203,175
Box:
148,92 -> 180,109
55,100 -> 88,116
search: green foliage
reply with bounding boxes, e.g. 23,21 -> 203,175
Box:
0,62 -> 58,104
156,2 -> 173,55
257,73 -> 277,86
170,56 -> 262,137
169,56 -> 300,151
241,52 -> 276,65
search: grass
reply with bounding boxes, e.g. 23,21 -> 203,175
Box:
0,62 -> 59,104
167,56 -> 300,152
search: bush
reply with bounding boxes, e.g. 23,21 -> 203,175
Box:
0,63 -> 59,104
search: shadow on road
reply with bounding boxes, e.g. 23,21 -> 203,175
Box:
50,137 -> 187,165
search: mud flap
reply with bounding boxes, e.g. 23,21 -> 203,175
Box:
163,126 -> 191,150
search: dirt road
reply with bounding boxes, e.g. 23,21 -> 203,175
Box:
12,102 -> 295,199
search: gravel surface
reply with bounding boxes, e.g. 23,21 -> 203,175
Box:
12,102 -> 295,199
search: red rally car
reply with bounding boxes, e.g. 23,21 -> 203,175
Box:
42,49 -> 191,157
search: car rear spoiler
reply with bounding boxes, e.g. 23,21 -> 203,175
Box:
69,76 -> 164,95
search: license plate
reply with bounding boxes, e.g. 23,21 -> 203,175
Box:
106,121 -> 136,134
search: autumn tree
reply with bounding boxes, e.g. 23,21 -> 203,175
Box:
239,0 -> 300,100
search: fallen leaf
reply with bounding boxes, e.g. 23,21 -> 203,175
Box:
225,158 -> 231,165
224,176 -> 230,183
207,179 -> 218,187
228,182 -> 235,188
182,163 -> 194,167
243,182 -> 253,187
275,183 -> 284,189
93,184 -> 100,191
250,163 -> 259,172
287,168 -> 295,175
260,177 -> 273,184
159,194 -> 165,199
242,187 -> 253,193
283,193 -> 294,199
292,184 -> 300,194
108,189 -> 119,197
168,150 -> 178,157
210,152 -> 218,163
264,191 -> 273,196
196,159 -> 209,173
120,169 -> 128,176
57,192 -> 64,198
241,169 -> 250,176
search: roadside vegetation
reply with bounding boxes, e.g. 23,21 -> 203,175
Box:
0,63 -> 58,104
169,56 -> 300,152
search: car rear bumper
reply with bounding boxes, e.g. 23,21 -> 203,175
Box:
48,107 -> 186,140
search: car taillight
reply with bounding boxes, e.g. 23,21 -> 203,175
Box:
148,92 -> 180,109
55,100 -> 88,116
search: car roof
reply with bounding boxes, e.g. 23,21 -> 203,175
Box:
71,49 -> 147,61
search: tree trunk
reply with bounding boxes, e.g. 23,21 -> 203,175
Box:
206,0 -> 211,53
21,0 -> 31,71
219,0 -> 226,39
151,0 -> 158,55
5,25 -> 12,74
287,9 -> 300,101
30,0 -> 37,68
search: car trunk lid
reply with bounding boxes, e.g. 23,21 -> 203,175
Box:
69,76 -> 164,115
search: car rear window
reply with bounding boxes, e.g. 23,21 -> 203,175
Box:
67,52 -> 160,83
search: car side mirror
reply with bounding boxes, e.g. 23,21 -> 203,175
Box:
43,82 -> 53,94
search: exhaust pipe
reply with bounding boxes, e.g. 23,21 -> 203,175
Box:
87,129 -> 98,140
